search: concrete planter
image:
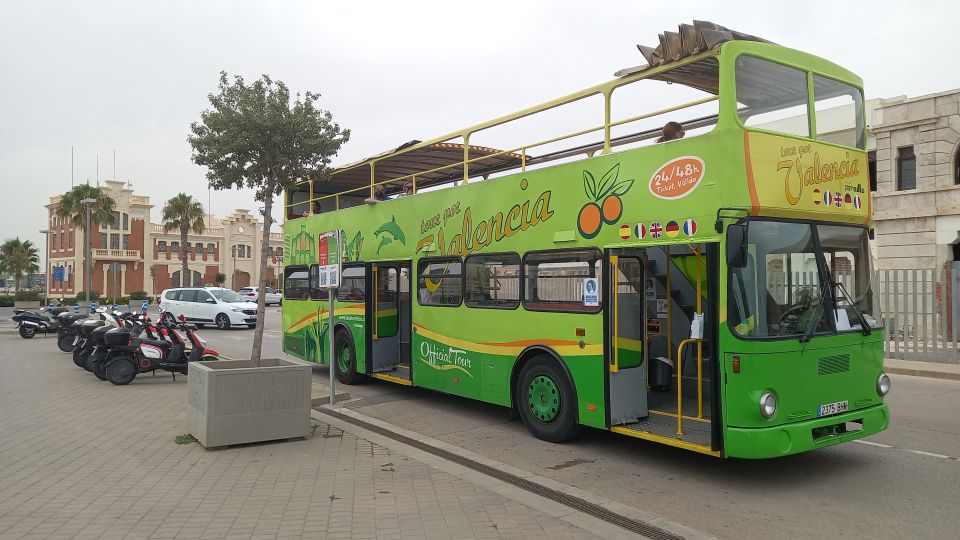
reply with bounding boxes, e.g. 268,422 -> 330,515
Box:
13,300 -> 41,309
186,358 -> 312,448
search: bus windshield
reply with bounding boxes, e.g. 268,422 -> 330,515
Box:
729,221 -> 879,338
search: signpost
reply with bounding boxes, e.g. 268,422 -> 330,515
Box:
316,230 -> 342,407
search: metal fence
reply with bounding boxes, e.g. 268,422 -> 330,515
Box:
878,264 -> 960,364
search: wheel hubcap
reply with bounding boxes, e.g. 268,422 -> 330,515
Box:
337,344 -> 350,373
528,374 -> 560,423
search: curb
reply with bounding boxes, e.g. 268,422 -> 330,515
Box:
886,366 -> 960,382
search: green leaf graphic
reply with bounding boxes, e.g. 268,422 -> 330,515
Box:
611,179 -> 635,196
596,163 -> 620,199
582,170 -> 597,200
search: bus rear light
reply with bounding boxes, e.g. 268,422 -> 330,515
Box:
452,377 -> 460,383
587,404 -> 597,411
732,356 -> 740,373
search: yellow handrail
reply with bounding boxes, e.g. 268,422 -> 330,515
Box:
610,256 -> 619,373
694,245 -> 704,418
676,338 -> 701,436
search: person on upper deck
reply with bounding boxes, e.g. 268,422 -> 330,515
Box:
656,121 -> 685,143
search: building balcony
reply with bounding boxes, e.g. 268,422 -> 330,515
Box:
92,249 -> 142,261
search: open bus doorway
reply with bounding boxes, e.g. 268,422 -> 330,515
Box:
369,262 -> 412,383
607,244 -> 718,453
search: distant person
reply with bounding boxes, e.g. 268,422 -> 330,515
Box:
656,121 -> 685,143
397,180 -> 414,198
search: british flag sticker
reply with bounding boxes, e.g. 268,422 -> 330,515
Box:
635,223 -> 646,239
650,221 -> 663,239
834,191 -> 843,208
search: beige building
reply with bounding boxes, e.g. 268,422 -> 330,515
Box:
45,180 -> 283,298
869,90 -> 960,270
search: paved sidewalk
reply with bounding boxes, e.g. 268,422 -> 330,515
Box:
0,339 -> 604,539
885,357 -> 960,381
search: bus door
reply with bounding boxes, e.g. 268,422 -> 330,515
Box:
606,248 -> 649,425
369,262 -> 412,380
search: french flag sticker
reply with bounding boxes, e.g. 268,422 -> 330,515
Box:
854,195 -> 862,209
682,219 -> 698,236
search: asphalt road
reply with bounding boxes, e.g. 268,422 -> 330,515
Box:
80,310 -> 960,539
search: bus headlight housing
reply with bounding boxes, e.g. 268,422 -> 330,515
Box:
759,392 -> 777,419
877,373 -> 891,396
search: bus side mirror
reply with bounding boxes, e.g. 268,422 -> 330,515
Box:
726,224 -> 748,268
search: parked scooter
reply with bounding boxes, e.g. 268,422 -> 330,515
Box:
12,306 -> 69,339
104,313 -> 219,385
56,312 -> 89,352
72,309 -> 120,369
89,313 -> 150,380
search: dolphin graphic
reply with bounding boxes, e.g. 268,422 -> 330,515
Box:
374,216 -> 406,254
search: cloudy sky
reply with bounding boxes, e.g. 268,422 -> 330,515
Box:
1,0 -> 958,251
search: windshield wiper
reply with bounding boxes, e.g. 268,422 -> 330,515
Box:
835,281 -> 872,336
800,280 -> 829,343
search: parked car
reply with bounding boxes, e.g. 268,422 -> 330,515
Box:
158,287 -> 258,329
237,286 -> 282,306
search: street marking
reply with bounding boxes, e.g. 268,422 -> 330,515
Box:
853,440 -> 892,448
906,449 -> 953,460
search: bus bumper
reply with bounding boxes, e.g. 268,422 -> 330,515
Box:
724,403 -> 889,459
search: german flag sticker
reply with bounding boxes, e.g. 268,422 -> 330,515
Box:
665,220 -> 680,238
619,224 -> 630,239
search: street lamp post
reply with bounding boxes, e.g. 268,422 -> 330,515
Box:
39,229 -> 50,306
80,198 -> 96,312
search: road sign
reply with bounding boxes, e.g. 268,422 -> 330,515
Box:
53,266 -> 64,281
316,230 -> 342,290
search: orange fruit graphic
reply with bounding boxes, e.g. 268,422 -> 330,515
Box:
601,195 -> 622,224
577,202 -> 602,239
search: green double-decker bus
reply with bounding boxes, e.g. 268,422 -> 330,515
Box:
282,22 -> 889,458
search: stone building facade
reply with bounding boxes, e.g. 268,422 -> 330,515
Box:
869,90 -> 960,270
45,180 -> 283,298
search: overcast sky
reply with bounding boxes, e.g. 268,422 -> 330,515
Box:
2,0 -> 958,253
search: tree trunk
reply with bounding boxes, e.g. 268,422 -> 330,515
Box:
181,224 -> 189,287
250,190 -> 273,367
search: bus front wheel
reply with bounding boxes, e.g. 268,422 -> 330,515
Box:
334,328 -> 365,385
516,356 -> 580,443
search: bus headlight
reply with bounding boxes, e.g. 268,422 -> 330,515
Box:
759,392 -> 777,419
877,373 -> 891,396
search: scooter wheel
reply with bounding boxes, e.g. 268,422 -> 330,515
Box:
57,333 -> 76,353
19,326 -> 35,339
106,358 -> 137,385
93,358 -> 109,381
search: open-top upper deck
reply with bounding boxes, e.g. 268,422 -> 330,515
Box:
286,21 -> 869,230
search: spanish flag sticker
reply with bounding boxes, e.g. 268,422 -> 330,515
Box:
619,224 -> 630,239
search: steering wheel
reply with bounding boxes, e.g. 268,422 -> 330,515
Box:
775,304 -> 807,327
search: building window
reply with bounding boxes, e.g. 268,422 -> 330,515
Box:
868,150 -> 877,192
110,234 -> 120,250
122,234 -> 129,250
171,271 -> 181,288
112,211 -> 121,229
68,232 -> 73,249
157,240 -> 166,250
955,146 -> 960,185
122,213 -> 129,230
207,243 -> 215,253
100,233 -> 107,248
52,233 -> 58,251
897,146 -> 916,191
171,241 -> 179,252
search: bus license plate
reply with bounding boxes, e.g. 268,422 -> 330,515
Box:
818,400 -> 849,417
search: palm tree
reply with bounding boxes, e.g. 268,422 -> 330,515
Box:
0,238 -> 40,294
161,193 -> 206,287
54,184 -> 116,297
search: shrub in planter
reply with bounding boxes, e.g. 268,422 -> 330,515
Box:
15,290 -> 40,301
129,291 -> 148,300
0,295 -> 13,307
74,291 -> 100,303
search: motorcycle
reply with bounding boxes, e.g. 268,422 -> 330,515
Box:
12,306 -> 69,339
105,313 -> 219,386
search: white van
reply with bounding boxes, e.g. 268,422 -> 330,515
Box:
159,287 -> 258,329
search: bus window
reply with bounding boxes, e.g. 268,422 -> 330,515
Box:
817,225 -> 881,330
286,182 -> 310,219
523,249 -> 602,313
465,253 -> 520,309
337,266 -> 366,302
813,75 -> 864,149
736,56 -> 809,138
417,257 -> 462,307
284,266 -> 310,300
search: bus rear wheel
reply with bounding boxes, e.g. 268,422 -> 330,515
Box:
334,328 -> 364,385
516,356 -> 580,443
